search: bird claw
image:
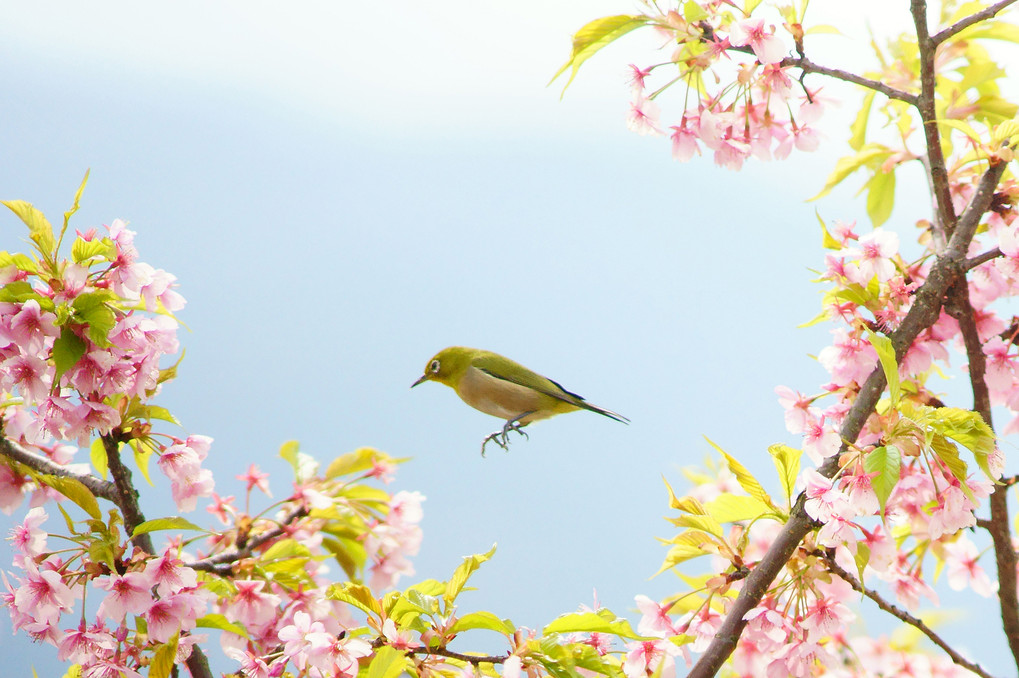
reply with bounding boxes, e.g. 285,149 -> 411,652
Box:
479,413 -> 533,456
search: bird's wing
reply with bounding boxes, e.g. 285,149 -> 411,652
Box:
472,354 -> 630,423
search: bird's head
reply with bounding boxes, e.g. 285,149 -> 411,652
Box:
411,346 -> 473,388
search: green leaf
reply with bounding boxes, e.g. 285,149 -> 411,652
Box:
864,445 -> 901,516
0,280 -> 41,303
683,0 -> 708,21
550,15 -> 649,95
932,407 -> 996,480
326,446 -> 388,479
768,443 -> 801,505
148,632 -> 179,678
71,237 -> 116,264
90,437 -> 109,479
368,646 -> 414,678
930,434 -> 976,502
865,170 -> 896,227
0,251 -> 38,274
2,200 -> 56,259
195,613 -> 249,638
816,210 -> 843,250
448,611 -> 515,635
132,516 -> 206,537
327,582 -> 382,617
809,144 -> 892,201
445,544 -> 496,607
704,437 -> 773,507
38,474 -> 101,519
52,327 -> 86,384
130,439 -> 156,487
849,90 -> 876,151
669,513 -> 724,538
703,494 -> 773,523
543,611 -> 646,639
62,169 -> 89,237
279,439 -> 301,472
865,328 -> 900,405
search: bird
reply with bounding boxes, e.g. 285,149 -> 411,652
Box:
411,346 -> 629,455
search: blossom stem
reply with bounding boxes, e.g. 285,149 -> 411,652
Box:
190,504 -> 309,574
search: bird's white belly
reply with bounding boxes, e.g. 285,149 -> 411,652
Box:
456,366 -> 547,421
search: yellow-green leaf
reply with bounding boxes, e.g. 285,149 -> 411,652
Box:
704,494 -> 773,523
52,327 -> 86,383
448,611 -> 515,635
90,437 -> 109,480
849,90 -> 876,151
327,582 -> 382,617
62,169 -> 89,237
864,445 -> 901,515
445,544 -> 496,606
865,328 -> 900,405
550,15 -> 649,95
543,611 -> 646,639
768,443 -> 801,505
133,516 -> 206,537
809,145 -> 892,201
195,613 -> 249,638
704,437 -> 773,507
865,170 -> 896,227
38,474 -> 101,519
148,632 -> 179,678
670,513 -> 724,538
2,200 -> 56,259
816,210 -> 843,250
368,646 -> 414,678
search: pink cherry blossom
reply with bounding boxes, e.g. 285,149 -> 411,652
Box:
622,638 -> 682,678
9,506 -> 47,557
95,571 -> 155,622
627,96 -> 663,136
942,536 -> 995,597
729,18 -> 786,64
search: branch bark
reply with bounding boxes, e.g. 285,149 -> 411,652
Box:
931,0 -> 1019,44
687,157 -> 1007,678
0,437 -> 117,501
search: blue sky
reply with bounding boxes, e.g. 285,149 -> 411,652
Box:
0,1 -> 1009,675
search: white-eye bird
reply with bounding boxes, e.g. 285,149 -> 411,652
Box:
411,346 -> 629,455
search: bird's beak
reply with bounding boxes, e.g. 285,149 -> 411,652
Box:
411,374 -> 429,388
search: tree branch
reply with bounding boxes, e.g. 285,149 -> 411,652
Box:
370,638 -> 509,666
190,505 -> 309,574
687,158 -> 1008,678
932,0 -> 1019,44
821,553 -> 996,678
779,54 -> 919,105
0,436 -> 118,501
911,0 -> 958,236
966,247 -> 1004,270
102,434 -> 154,555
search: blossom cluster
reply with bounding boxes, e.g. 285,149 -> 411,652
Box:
619,3 -> 822,169
0,214 -> 213,515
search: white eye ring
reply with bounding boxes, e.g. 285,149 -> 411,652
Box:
430,360 -> 441,373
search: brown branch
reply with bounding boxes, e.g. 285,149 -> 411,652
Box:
821,553 -> 997,678
943,274 -> 1019,667
190,505 -> 309,574
779,54 -> 919,105
370,638 -> 509,666
911,0 -> 958,236
687,158 -> 1008,678
102,434 -> 154,555
932,0 -> 1019,45
966,247 -> 1004,270
0,436 -> 118,501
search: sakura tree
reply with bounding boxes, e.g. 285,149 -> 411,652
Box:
2,0 -> 1019,677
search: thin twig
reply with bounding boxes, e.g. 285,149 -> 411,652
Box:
370,638 -> 509,666
0,436 -> 117,501
932,0 -> 1019,44
821,553 -> 997,678
190,505 -> 309,574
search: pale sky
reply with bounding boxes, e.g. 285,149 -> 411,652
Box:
0,1 -> 1008,675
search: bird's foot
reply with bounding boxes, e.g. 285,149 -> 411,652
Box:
479,414 -> 534,457
480,431 -> 510,457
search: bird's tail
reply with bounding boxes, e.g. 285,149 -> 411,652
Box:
580,402 -> 630,424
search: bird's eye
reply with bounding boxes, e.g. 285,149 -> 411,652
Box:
429,360 -> 441,374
